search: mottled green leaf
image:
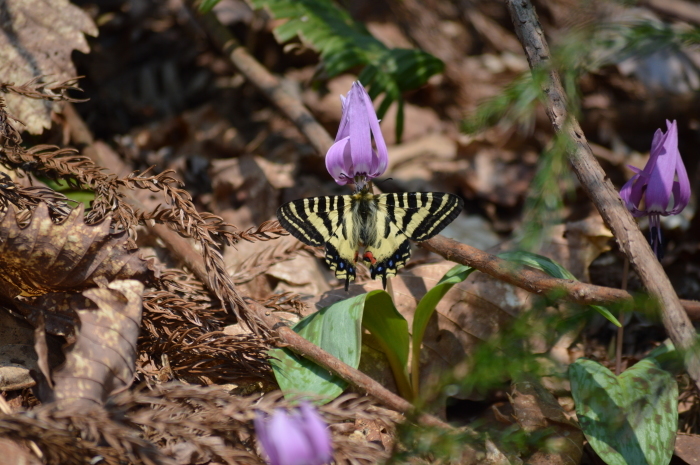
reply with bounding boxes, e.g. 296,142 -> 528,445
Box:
197,0 -> 221,13
569,358 -> 677,465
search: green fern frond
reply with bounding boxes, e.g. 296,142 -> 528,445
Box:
249,0 -> 444,142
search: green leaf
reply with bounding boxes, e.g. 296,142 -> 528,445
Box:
197,0 -> 221,13
411,264 -> 476,393
569,358 -> 678,465
40,178 -> 95,209
248,0 -> 443,142
498,251 -> 621,327
270,290 -> 412,402
362,290 -> 411,399
270,293 -> 365,402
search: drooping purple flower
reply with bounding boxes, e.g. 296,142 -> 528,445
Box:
619,120 -> 690,258
254,402 -> 332,465
325,81 -> 388,189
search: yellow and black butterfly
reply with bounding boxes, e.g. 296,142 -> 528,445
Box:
277,186 -> 463,290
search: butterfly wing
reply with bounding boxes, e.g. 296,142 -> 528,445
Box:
363,192 -> 463,287
277,196 -> 359,290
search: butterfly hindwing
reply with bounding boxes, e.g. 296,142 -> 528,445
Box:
362,219 -> 411,288
363,192 -> 463,287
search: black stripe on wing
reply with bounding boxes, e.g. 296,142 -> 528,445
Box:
381,192 -> 463,241
276,196 -> 348,247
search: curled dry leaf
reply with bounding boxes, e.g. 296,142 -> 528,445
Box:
45,280 -> 144,406
0,0 -> 97,134
0,202 -> 156,299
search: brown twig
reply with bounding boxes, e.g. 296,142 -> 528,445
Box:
184,0 -> 334,157
643,0 -> 700,26
422,236 -> 700,318
506,0 -> 700,388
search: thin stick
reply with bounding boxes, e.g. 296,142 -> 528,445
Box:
615,257 -> 630,375
184,0 -> 334,157
506,0 -> 700,390
422,235 -> 700,316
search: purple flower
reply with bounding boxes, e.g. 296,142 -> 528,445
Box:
254,402 -> 332,465
325,81 -> 388,189
619,120 -> 690,258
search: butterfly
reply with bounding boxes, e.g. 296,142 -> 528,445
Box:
277,186 -> 463,290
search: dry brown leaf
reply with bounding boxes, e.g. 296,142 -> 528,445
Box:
0,309 -> 37,391
510,379 -> 584,465
0,0 -> 97,134
0,203 -> 156,299
47,280 -> 144,406
0,437 -> 41,465
675,433 -> 700,465
537,215 -> 613,282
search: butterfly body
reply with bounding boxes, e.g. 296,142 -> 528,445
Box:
277,187 -> 463,290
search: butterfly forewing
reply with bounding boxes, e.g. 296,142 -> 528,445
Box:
380,192 -> 464,241
277,196 -> 346,246
277,195 -> 358,289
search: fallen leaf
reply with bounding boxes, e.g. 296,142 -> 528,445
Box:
0,0 -> 97,134
48,280 -> 144,406
0,203 -> 156,299
510,378 -> 584,465
675,433 -> 700,465
0,438 -> 41,465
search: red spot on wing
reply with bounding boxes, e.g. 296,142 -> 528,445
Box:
362,251 -> 377,265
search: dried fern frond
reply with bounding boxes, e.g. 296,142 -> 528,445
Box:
1,76 -> 88,104
140,289 -> 272,384
254,292 -> 307,314
0,98 -> 271,335
230,240 -> 305,285
0,172 -> 74,220
0,402 -> 164,465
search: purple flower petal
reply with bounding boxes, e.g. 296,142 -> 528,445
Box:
255,412 -> 273,461
325,137 -> 352,185
645,120 -> 679,212
347,82 -> 373,175
267,410 -> 315,465
324,81 -> 389,186
619,174 -> 647,217
299,403 -> 332,465
359,90 -> 388,178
